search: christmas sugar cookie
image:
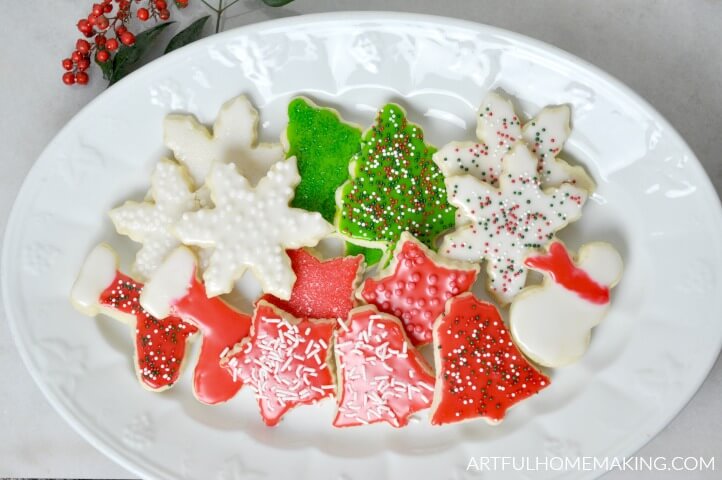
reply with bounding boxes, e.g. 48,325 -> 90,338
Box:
336,103 -> 456,264
109,158 -> 199,280
430,293 -> 550,425
358,232 -> 479,346
510,241 -> 623,368
70,244 -> 197,391
164,95 -> 284,187
260,248 -> 364,320
173,157 -> 333,299
441,143 -> 588,305
283,97 -> 362,224
433,92 -> 594,193
140,247 -> 251,404
334,306 -> 435,428
221,301 -> 336,426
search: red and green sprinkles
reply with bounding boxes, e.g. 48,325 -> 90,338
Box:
336,104 -> 456,260
99,273 -> 197,390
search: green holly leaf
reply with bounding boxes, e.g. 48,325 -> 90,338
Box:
98,56 -> 114,81
165,16 -> 210,54
261,0 -> 295,6
109,22 -> 175,85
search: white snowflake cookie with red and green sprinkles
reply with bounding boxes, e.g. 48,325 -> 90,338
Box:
433,92 -> 595,194
440,142 -> 588,305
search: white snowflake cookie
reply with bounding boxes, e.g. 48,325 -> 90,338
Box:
440,143 -> 588,305
164,95 -> 284,188
510,241 -> 623,367
174,157 -> 333,299
433,92 -> 595,193
109,159 -> 199,280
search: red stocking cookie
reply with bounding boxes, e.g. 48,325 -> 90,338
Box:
71,244 -> 197,391
358,232 -> 479,346
260,249 -> 363,319
334,306 -> 435,428
140,246 -> 251,405
222,301 -> 336,426
430,293 -> 550,425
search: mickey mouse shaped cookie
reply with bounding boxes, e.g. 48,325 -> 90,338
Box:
509,241 -> 623,368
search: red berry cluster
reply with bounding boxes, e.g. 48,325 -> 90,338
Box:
62,0 -> 189,86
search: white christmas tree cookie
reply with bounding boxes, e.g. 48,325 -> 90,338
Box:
433,92 -> 594,193
174,157 -> 333,299
440,143 -> 588,305
109,158 -> 199,280
164,95 -> 284,188
510,241 -> 623,368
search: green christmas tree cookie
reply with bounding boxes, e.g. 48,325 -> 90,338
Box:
336,104 -> 456,263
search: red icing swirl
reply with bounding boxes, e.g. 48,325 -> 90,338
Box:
99,272 -> 197,390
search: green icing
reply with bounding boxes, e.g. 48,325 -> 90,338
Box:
344,242 -> 384,266
287,97 -> 362,223
336,104 -> 456,256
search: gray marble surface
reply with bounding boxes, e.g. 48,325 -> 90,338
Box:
0,1 -> 720,478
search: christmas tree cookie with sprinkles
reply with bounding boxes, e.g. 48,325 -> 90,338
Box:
440,143 -> 588,305
430,293 -> 550,425
433,92 -> 594,194
336,104 -> 456,265
222,301 -> 336,427
71,244 -> 197,392
333,305 -> 436,428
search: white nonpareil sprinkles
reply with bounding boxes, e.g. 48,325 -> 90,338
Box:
333,307 -> 435,428
223,302 -> 336,427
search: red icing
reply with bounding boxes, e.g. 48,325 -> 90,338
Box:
334,307 -> 435,428
171,273 -> 251,404
99,272 -> 197,391
360,237 -> 478,346
524,242 -> 609,305
223,302 -> 336,426
261,249 -> 363,319
431,294 -> 550,425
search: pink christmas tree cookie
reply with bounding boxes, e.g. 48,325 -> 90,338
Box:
510,241 -> 623,368
333,306 -> 435,428
222,301 -> 336,426
430,293 -> 550,425
140,246 -> 251,405
358,232 -> 479,346
71,244 -> 197,391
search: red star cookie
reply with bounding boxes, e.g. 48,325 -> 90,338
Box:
334,305 -> 435,428
261,249 -> 363,319
222,301 -> 336,426
430,293 -> 550,425
358,232 -> 479,346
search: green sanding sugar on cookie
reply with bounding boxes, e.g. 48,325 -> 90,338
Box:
336,104 -> 456,258
345,242 -> 384,266
287,97 -> 362,223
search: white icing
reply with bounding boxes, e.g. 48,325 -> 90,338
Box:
440,143 -> 587,305
510,243 -> 623,367
433,92 -> 594,200
164,95 -> 284,188
140,246 -> 196,319
70,244 -> 118,316
109,159 -> 198,280
174,157 -> 333,299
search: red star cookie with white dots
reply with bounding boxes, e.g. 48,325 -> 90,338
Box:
430,293 -> 550,425
358,232 -> 479,346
